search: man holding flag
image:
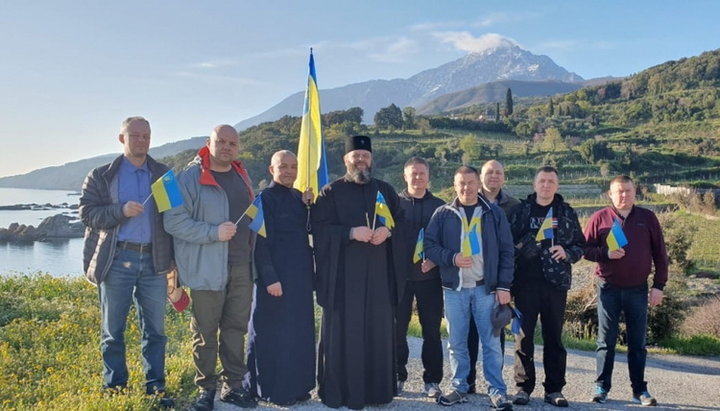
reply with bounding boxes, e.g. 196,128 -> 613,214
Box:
424,166 -> 515,409
79,116 -> 175,406
311,135 -> 405,409
507,166 -> 585,407
395,157 -> 445,398
164,124 -> 257,410
584,175 -> 668,406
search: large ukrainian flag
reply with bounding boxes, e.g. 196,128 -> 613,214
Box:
294,49 -> 329,202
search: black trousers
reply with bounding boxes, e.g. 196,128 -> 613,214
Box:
395,277 -> 444,384
512,279 -> 568,395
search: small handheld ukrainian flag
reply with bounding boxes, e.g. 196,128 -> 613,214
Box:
245,195 -> 267,238
606,218 -> 628,251
413,228 -> 424,263
535,208 -> 556,242
374,191 -> 395,230
150,170 -> 183,212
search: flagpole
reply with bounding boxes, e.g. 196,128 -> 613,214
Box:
142,193 -> 153,206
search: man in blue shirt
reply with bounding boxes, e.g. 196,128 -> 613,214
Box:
79,116 -> 174,407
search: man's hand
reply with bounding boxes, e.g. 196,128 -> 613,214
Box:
454,253 -> 473,268
218,221 -> 237,242
370,226 -> 390,245
302,188 -> 314,205
266,282 -> 283,297
549,245 -> 567,261
420,259 -> 436,273
496,290 -> 511,305
649,288 -> 664,307
351,226 -> 373,243
122,201 -> 144,217
608,248 -> 626,260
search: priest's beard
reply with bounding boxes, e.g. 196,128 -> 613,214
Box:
345,165 -> 372,184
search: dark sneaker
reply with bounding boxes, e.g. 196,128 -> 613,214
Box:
633,391 -> 657,406
220,386 -> 257,408
190,389 -> 216,411
513,390 -> 530,405
424,382 -> 442,399
438,390 -> 468,406
592,386 -> 608,403
150,390 -> 174,408
489,393 -> 513,410
544,392 -> 569,407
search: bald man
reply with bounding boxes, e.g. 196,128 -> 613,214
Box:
164,125 -> 257,410
246,151 -> 316,406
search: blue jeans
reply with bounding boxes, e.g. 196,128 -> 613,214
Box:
99,248 -> 167,393
596,282 -> 649,394
444,285 -> 506,396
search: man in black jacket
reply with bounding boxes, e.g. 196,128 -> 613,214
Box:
394,157 -> 446,399
507,166 -> 585,408
79,116 -> 174,407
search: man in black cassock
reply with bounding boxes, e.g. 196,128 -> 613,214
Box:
246,150 -> 316,406
312,135 -> 406,410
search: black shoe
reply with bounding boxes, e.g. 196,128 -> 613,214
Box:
152,391 -> 175,408
544,392 -> 569,407
190,389 -> 216,411
220,386 -> 257,408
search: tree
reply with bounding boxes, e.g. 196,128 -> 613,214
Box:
324,107 -> 363,126
402,106 -> 417,130
549,98 -> 555,116
505,88 -> 514,116
374,103 -> 403,129
540,128 -> 568,152
495,102 -> 500,122
579,139 -> 613,163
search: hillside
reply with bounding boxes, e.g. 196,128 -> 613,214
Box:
234,44 -> 582,130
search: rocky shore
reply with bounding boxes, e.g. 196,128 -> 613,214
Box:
0,214 -> 84,242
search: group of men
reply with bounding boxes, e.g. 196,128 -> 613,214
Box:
80,118 -> 668,410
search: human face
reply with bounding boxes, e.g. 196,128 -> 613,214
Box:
344,149 -> 372,172
207,126 -> 240,168
454,172 -> 480,206
533,171 -> 559,205
403,163 -> 429,195
481,161 -> 505,193
609,181 -> 636,211
119,120 -> 151,160
269,152 -> 298,188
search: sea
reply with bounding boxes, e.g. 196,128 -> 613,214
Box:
0,187 -> 84,277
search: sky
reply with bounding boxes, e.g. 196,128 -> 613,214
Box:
1,0 -> 718,178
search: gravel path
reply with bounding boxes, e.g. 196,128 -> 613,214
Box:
213,337 -> 720,410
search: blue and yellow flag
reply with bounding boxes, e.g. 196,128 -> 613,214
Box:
462,223 -> 482,257
151,170 -> 183,212
245,195 -> 267,238
606,218 -> 628,251
294,49 -> 329,202
535,208 -> 557,242
374,191 -> 395,230
413,228 -> 424,263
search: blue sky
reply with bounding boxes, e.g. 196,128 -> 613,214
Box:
1,0 -> 718,178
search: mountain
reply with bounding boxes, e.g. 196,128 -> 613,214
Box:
0,137 -> 207,191
416,79 -> 584,115
235,44 -> 583,130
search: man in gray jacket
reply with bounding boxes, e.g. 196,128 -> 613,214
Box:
164,124 -> 257,410
79,116 -> 174,407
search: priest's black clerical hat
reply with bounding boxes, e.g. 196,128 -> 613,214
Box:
345,135 -> 372,154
